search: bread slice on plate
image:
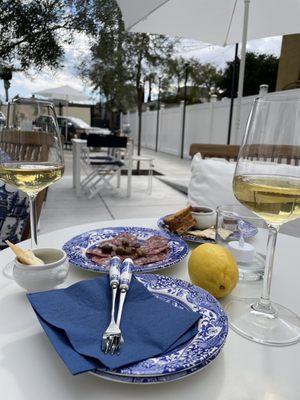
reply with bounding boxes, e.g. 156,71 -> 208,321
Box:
164,206 -> 196,234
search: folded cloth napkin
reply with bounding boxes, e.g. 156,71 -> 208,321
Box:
27,276 -> 200,375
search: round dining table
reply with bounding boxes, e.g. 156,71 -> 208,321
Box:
0,218 -> 299,400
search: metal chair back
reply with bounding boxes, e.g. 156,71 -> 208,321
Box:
86,134 -> 127,149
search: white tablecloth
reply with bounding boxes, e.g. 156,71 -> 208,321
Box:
0,218 -> 299,400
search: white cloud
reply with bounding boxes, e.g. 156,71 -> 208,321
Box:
0,33 -> 282,102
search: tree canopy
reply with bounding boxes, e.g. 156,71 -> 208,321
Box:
78,0 -> 175,111
0,0 -> 280,109
0,0 -> 79,70
218,51 -> 279,97
77,0 -> 175,155
160,57 -> 222,104
77,0 -> 132,113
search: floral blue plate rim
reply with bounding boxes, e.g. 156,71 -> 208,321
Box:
92,273 -> 228,382
91,348 -> 223,384
157,214 -> 258,244
62,226 -> 189,273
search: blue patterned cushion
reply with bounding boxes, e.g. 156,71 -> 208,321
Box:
0,184 -> 29,250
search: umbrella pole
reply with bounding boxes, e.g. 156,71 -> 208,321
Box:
155,76 -> 161,152
65,95 -> 69,144
227,43 -> 239,145
234,0 -> 250,141
180,63 -> 189,159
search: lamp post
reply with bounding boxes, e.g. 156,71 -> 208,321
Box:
180,63 -> 189,159
227,43 -> 239,145
0,66 -> 13,102
155,76 -> 162,152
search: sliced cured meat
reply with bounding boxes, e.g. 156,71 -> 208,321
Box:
140,244 -> 168,256
146,236 -> 168,246
134,250 -> 168,266
146,236 -> 169,250
91,255 -> 111,264
110,233 -> 139,247
140,236 -> 169,255
86,233 -> 169,266
86,247 -> 108,257
96,240 -> 111,248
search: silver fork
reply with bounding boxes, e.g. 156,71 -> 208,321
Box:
102,256 -> 122,355
115,258 -> 133,353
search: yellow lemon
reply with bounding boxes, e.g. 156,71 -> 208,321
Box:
188,243 -> 239,298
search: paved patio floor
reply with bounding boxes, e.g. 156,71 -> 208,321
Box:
39,148 -> 300,238
39,149 -> 189,233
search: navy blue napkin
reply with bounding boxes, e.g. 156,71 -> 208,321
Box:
27,276 -> 199,375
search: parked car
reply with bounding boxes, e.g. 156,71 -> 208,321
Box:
34,115 -> 57,133
57,116 -> 110,141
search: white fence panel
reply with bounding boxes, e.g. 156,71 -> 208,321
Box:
142,109 -> 157,149
158,105 -> 182,155
184,103 -> 211,157
230,96 -> 255,145
123,88 -> 300,158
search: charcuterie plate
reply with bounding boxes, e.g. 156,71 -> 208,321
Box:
63,227 -> 189,273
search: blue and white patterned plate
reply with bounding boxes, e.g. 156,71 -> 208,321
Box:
63,227 -> 189,273
91,354 -> 221,384
158,214 -> 258,244
91,274 -> 228,384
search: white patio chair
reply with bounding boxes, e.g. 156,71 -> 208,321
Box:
81,134 -> 128,199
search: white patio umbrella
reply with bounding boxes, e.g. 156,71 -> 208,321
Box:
35,85 -> 89,103
116,0 -> 300,140
35,85 -> 90,142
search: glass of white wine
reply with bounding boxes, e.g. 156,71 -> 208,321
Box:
226,97 -> 300,346
0,96 -> 64,250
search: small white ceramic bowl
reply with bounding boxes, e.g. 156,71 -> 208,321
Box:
191,206 -> 217,229
13,248 -> 69,292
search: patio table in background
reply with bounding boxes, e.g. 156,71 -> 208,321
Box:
72,138 -> 133,197
0,218 -> 299,400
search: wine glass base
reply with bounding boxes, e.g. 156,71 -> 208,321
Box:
226,298 -> 300,346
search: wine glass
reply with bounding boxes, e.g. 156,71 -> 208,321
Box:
0,96 -> 64,252
226,97 -> 300,346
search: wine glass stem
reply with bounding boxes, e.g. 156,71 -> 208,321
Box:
252,224 -> 279,316
28,194 -> 38,248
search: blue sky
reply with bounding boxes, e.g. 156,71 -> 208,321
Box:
1,34 -> 282,103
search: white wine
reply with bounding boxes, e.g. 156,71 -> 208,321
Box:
233,175 -> 300,225
0,163 -> 64,195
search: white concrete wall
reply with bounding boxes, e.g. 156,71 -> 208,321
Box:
124,88 -> 300,158
0,104 -> 91,125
